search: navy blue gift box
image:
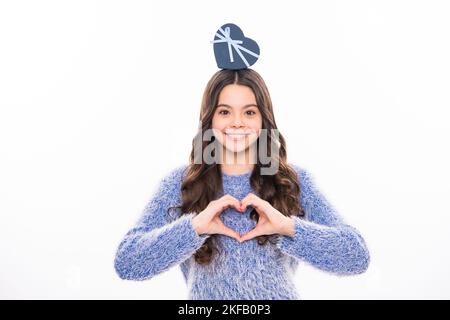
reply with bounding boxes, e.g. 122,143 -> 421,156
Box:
211,23 -> 260,70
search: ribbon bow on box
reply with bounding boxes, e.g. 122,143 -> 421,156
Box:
211,23 -> 260,70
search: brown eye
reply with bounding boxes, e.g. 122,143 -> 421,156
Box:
246,110 -> 256,116
218,109 -> 229,115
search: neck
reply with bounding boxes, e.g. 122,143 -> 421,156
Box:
220,163 -> 254,175
219,147 -> 255,175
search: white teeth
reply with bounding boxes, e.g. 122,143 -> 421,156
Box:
226,134 -> 248,138
225,133 -> 249,135
225,133 -> 248,141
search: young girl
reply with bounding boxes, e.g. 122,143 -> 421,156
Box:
114,68 -> 370,300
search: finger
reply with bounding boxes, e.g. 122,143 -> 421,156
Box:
239,196 -> 249,211
240,227 -> 262,242
214,195 -> 232,211
219,195 -> 244,213
234,198 -> 245,212
217,223 -> 242,242
244,193 -> 258,201
229,196 -> 243,212
242,193 -> 261,208
221,194 -> 238,202
240,198 -> 259,213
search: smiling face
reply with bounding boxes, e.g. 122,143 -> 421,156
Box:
212,84 -> 263,155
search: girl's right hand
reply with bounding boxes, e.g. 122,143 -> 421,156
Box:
192,194 -> 244,242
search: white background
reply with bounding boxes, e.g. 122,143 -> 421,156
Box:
1,0 -> 449,299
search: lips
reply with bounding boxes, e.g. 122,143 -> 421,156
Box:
225,132 -> 250,141
226,133 -> 250,136
224,129 -> 252,135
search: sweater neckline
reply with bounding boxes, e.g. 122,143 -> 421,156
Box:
221,170 -> 252,180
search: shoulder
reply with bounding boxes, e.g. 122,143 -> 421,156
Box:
143,164 -> 189,220
286,162 -> 321,210
157,164 -> 189,192
287,162 -> 314,191
160,164 -> 189,183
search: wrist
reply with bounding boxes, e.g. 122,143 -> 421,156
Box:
281,216 -> 295,238
192,215 -> 203,235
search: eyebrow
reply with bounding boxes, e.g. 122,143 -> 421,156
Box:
216,104 -> 258,109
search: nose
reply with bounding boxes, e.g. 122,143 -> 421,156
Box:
231,114 -> 244,127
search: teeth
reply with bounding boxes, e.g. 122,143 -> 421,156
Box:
226,134 -> 248,138
226,133 -> 248,142
226,133 -> 249,135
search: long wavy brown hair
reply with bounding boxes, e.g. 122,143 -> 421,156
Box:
171,68 -> 305,265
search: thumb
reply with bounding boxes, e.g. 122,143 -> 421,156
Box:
216,221 -> 241,242
240,227 -> 262,242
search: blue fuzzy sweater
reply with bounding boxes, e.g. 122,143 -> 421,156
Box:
114,164 -> 370,299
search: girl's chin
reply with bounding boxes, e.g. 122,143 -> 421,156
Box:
224,147 -> 248,153
222,141 -> 248,152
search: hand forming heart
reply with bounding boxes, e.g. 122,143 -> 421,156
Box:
192,193 -> 295,242
239,193 -> 295,242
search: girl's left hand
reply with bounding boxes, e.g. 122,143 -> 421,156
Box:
239,193 -> 295,242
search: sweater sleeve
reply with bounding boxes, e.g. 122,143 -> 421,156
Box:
275,165 -> 370,275
114,165 -> 210,281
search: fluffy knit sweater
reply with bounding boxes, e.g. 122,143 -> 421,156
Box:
114,164 -> 370,300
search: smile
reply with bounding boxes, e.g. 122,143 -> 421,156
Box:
225,133 -> 250,141
226,133 -> 250,136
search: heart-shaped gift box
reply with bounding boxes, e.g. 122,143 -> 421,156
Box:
211,23 -> 260,70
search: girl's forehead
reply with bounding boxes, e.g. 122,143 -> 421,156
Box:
218,86 -> 257,106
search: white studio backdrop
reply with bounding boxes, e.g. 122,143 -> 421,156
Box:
0,0 -> 449,299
